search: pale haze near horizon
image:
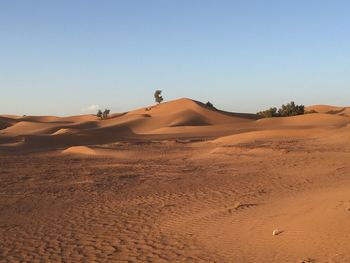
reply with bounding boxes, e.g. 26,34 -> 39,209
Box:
1,0 -> 350,116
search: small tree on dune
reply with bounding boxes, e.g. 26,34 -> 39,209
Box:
103,109 -> 110,119
206,101 -> 217,110
154,90 -> 164,104
97,109 -> 103,119
97,109 -> 110,120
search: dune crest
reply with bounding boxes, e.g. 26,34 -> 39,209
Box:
306,104 -> 350,117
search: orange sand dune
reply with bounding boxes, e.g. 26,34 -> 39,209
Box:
306,104 -> 345,113
0,98 -> 260,151
306,104 -> 350,117
0,120 -> 13,130
1,98 -> 350,152
19,115 -> 62,123
62,146 -> 96,155
256,112 -> 350,128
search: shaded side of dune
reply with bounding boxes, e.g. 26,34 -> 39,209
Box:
0,125 -> 137,153
192,99 -> 261,120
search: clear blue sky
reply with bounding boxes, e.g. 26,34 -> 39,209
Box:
1,0 -> 350,116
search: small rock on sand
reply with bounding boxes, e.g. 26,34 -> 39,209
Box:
272,229 -> 282,236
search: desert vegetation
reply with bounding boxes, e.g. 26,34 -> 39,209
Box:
206,101 -> 217,110
154,90 -> 164,104
96,109 -> 111,120
257,101 -> 305,118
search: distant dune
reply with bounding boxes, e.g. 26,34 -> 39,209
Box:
0,98 -> 259,151
306,104 -> 350,117
0,98 -> 349,152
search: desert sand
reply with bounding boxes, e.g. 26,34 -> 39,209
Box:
1,98 -> 350,262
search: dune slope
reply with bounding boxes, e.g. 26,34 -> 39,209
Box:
0,98 -> 260,151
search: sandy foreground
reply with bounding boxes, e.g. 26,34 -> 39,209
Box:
1,99 -> 350,262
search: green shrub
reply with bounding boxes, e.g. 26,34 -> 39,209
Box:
257,107 -> 278,118
154,90 -> 164,104
257,102 -> 304,118
206,101 -> 216,110
103,109 -> 110,119
278,101 -> 304,117
97,109 -> 110,120
97,110 -> 103,119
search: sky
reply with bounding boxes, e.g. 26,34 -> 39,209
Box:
1,0 -> 350,116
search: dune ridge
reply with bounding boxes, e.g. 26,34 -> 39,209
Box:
0,98 -> 349,152
306,104 -> 350,117
0,98 -> 259,151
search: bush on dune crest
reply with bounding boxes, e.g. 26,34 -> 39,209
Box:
257,107 -> 279,118
257,101 -> 305,118
154,90 -> 164,104
278,101 -> 304,116
206,101 -> 217,110
97,109 -> 110,120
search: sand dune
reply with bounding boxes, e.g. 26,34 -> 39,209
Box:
62,146 -> 96,155
1,99 -> 349,152
1,121 -> 66,136
256,112 -> 350,128
19,115 -> 62,123
1,99 -> 350,262
0,98 -> 260,151
0,116 -> 17,130
306,104 -> 350,117
213,128 -> 324,145
0,120 -> 12,131
306,104 -> 346,113
129,98 -> 258,125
